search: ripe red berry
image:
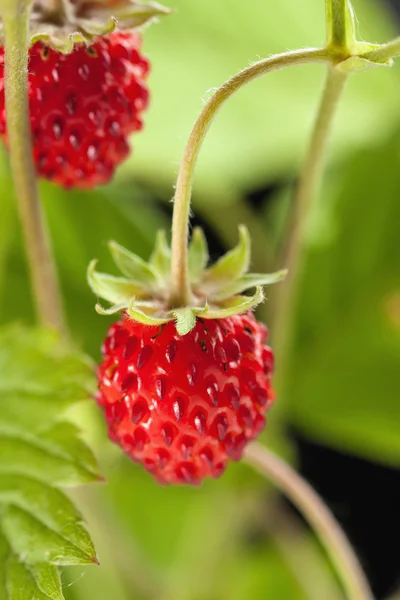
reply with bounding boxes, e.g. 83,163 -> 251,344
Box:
0,31 -> 149,188
97,312 -> 275,485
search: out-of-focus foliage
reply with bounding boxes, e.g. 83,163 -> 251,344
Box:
0,327 -> 99,599
286,129 -> 400,467
0,0 -> 399,598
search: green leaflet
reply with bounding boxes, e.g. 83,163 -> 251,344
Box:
0,326 -> 100,598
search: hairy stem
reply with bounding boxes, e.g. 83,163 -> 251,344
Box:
1,3 -> 66,333
169,47 -> 335,308
273,67 -> 347,385
245,444 -> 374,600
362,38 -> 400,62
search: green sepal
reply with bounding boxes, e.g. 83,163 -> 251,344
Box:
149,230 -> 171,279
127,298 -> 170,327
188,227 -> 209,284
202,225 -> 250,292
95,302 -> 127,316
87,260 -> 150,304
28,23 -> 116,55
172,308 -> 197,336
88,225 -> 286,336
212,270 -> 287,301
201,286 -> 264,319
171,305 -> 208,336
108,241 -> 160,288
1,0 -> 171,53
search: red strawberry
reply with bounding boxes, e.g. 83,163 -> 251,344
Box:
89,227 -> 285,485
0,31 -> 149,189
96,312 -> 275,485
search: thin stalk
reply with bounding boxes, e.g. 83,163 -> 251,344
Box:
245,443 -> 374,600
1,3 -> 66,333
273,67 -> 347,384
362,38 -> 400,62
169,47 -> 335,308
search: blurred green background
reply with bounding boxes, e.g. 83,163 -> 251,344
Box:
1,0 -> 400,598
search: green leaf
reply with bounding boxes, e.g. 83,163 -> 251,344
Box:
212,270 -> 287,301
108,241 -> 160,288
5,555 -> 62,600
0,429 -> 99,487
0,326 -> 100,598
88,260 -> 150,304
285,127 -> 400,467
202,226 -> 250,292
149,230 -> 171,279
188,227 -> 209,283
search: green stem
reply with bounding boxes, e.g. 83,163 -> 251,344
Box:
245,443 -> 374,600
169,47 -> 335,308
273,67 -> 347,387
326,0 -> 354,52
362,38 -> 400,62
1,2 -> 66,333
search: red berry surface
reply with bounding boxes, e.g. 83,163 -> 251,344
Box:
97,313 -> 275,485
0,31 -> 149,188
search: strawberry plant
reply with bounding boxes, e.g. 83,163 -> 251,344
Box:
0,0 -> 399,598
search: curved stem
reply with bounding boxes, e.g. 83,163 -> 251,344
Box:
1,3 -> 66,334
245,443 -> 374,600
273,67 -> 347,385
169,47 -> 336,308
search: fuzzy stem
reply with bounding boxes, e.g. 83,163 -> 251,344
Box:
168,47 -> 335,308
273,67 -> 347,386
245,444 -> 374,600
0,2 -> 66,333
362,38 -> 400,62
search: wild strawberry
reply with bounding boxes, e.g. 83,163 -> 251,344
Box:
89,226 -> 286,485
0,31 -> 149,188
96,313 -> 274,485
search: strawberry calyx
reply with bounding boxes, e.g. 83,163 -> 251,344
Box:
88,226 -> 287,335
0,0 -> 170,53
